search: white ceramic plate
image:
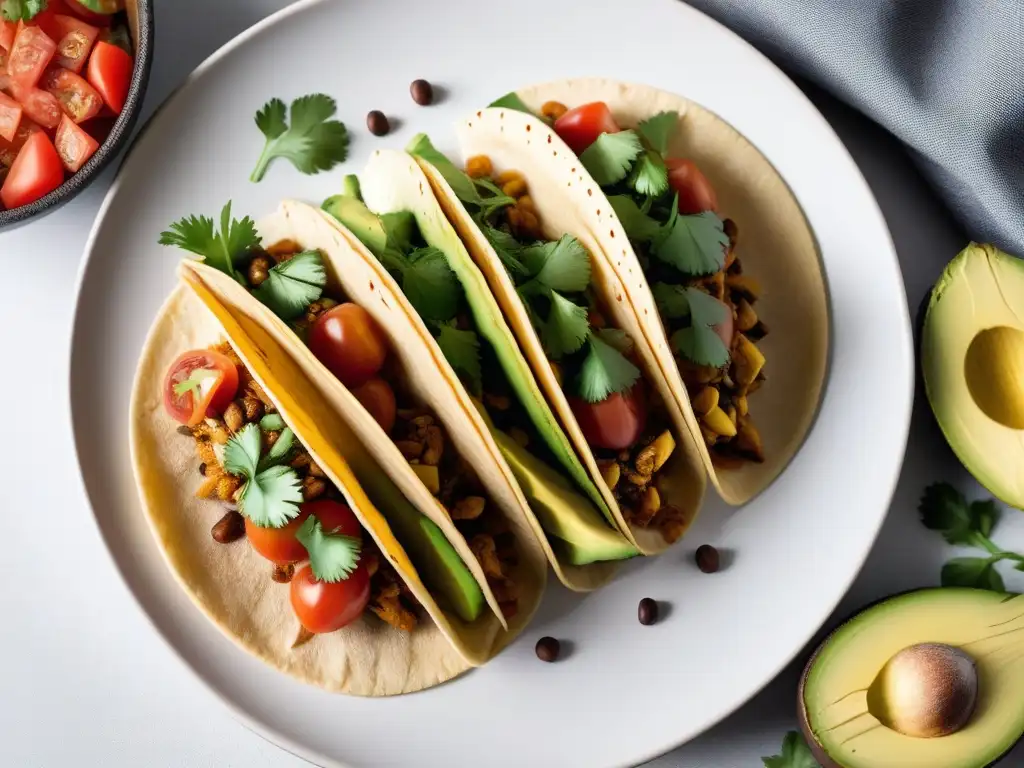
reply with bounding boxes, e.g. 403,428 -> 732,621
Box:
69,0 -> 912,765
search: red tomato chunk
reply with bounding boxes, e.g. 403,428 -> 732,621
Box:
53,15 -> 99,73
7,25 -> 56,90
86,41 -> 131,114
42,67 -> 103,123
54,114 -> 98,172
9,82 -> 62,129
0,131 -> 64,209
0,92 -> 22,142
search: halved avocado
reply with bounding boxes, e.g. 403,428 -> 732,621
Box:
798,588 -> 1024,768
922,244 -> 1024,509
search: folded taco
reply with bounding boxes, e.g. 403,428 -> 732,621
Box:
462,79 -> 829,506
131,281 -> 506,695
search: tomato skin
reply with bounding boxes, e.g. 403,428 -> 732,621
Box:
569,381 -> 648,451
0,22 -> 16,52
9,82 -> 62,129
85,40 -> 131,114
54,114 -> 98,172
7,24 -> 56,90
0,116 -> 41,169
666,158 -> 718,215
0,131 -> 63,209
351,377 -> 396,434
0,92 -> 23,143
161,349 -> 240,426
553,102 -> 621,155
290,562 -> 371,634
712,297 -> 734,348
52,15 -> 99,73
42,66 -> 103,123
308,303 -> 389,389
246,500 -> 362,566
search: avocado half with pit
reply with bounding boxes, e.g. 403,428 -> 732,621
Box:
798,588 -> 1024,768
922,244 -> 1024,508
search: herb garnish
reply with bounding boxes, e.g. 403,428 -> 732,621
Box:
223,423 -> 303,528
159,203 -> 327,322
919,482 -> 1024,591
487,92 -> 535,116
579,131 -> 643,186
652,283 -> 730,368
1,0 -> 45,20
250,94 -> 349,183
295,515 -> 362,583
172,368 -> 218,398
762,731 -> 820,768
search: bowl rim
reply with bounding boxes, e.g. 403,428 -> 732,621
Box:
0,0 -> 155,231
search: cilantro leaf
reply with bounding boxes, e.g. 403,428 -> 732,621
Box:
488,92 -> 535,115
579,130 -> 643,186
651,282 -> 691,319
381,211 -> 416,254
223,423 -> 262,479
762,731 -> 820,768
971,499 -> 999,538
941,557 -> 1006,592
655,285 -> 731,368
159,201 -> 260,281
253,250 -> 326,321
403,247 -> 461,323
609,195 -> 662,243
250,94 -> 349,182
629,149 -> 669,197
1,0 -> 46,20
436,323 -> 482,394
576,333 -> 641,403
652,204 -> 728,277
259,427 -> 295,471
406,133 -> 481,206
918,482 -> 976,546
481,225 -> 531,278
295,515 -> 362,583
541,291 -> 590,359
521,235 -> 591,293
259,413 -> 285,432
472,177 -> 517,217
671,325 -> 730,369
224,423 -> 303,528
172,368 -> 217,398
637,111 -> 678,157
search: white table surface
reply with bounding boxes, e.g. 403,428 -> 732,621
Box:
2,1 -> 1021,766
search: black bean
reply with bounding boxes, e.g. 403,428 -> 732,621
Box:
410,79 -> 433,106
366,110 -> 390,136
695,544 -> 720,573
176,425 -> 193,437
198,462 -> 207,476
211,511 -> 245,544
638,598 -> 659,625
535,636 -> 560,662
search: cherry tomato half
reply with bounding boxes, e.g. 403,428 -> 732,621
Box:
290,561 -> 371,634
7,24 -> 56,91
43,66 -> 103,123
161,348 -> 240,426
0,92 -> 23,143
351,377 -> 396,435
52,14 -> 100,73
553,101 -> 621,155
0,131 -> 63,209
85,40 -> 131,114
666,158 -> 719,215
55,114 -> 98,172
569,380 -> 648,452
247,500 -> 363,566
308,303 -> 389,389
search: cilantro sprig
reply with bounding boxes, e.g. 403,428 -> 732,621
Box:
250,94 -> 349,183
1,0 -> 45,20
487,92 -> 535,116
762,731 -> 820,768
295,515 -> 362,583
579,131 -> 642,187
223,423 -> 303,528
160,203 -> 327,322
919,483 -> 1024,591
173,368 -> 218,398
653,283 -> 731,368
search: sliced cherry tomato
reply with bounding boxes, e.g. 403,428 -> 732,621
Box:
569,380 -> 648,451
54,114 -> 98,172
246,500 -> 362,566
0,21 -> 17,52
7,24 -> 56,90
9,82 -> 62,129
351,377 -> 396,434
666,158 -> 719,215
0,92 -> 23,142
42,66 -> 102,123
161,348 -> 240,426
553,101 -> 621,155
52,15 -> 99,73
0,116 -> 41,169
0,130 -> 63,209
291,561 -> 370,634
85,40 -> 131,114
308,303 -> 389,389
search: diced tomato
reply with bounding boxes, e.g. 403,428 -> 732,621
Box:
0,21 -> 16,53
0,51 -> 9,91
54,114 -> 97,172
666,158 -> 719,214
0,117 -> 41,168
86,40 -> 131,114
568,381 -> 648,451
9,82 -> 62,129
7,24 -> 56,90
0,131 -> 64,210
52,15 -> 99,73
0,92 -> 22,143
162,349 -> 241,426
553,102 -> 621,155
42,66 -> 102,123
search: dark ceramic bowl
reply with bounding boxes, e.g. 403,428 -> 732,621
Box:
0,0 -> 154,232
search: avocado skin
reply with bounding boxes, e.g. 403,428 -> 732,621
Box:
796,588 -> 1021,768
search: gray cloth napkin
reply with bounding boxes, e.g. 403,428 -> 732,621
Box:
684,0 -> 1024,257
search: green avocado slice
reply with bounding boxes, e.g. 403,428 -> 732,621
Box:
799,588 -> 1024,768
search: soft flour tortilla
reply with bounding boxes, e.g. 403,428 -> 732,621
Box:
458,78 -> 830,506
129,284 -> 475,695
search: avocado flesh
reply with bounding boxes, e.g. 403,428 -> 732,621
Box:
322,194 -> 388,256
922,244 -> 1024,508
801,588 -> 1024,768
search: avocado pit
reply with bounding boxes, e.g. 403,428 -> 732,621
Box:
866,642 -> 978,739
964,325 -> 1024,430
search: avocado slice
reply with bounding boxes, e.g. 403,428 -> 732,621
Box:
322,194 -> 388,256
492,429 -> 637,564
799,588 -> 1024,768
922,244 -> 1024,509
